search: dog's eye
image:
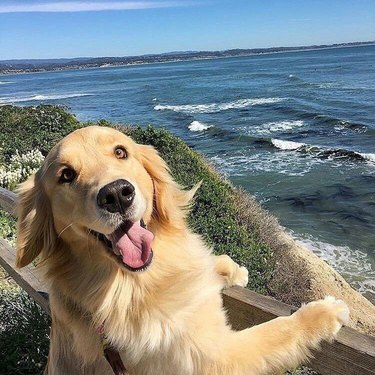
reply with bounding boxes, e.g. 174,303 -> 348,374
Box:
59,168 -> 76,184
114,147 -> 127,159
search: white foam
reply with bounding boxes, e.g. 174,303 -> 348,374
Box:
360,153 -> 375,164
0,81 -> 12,85
318,82 -> 336,89
209,149 -> 323,177
271,138 -> 305,150
246,120 -> 305,135
154,97 -> 285,114
293,234 -> 375,300
269,120 -> 304,132
188,120 -> 212,132
0,93 -> 93,104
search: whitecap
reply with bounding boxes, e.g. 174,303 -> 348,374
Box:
360,153 -> 375,164
268,120 -> 304,132
188,120 -> 212,132
246,120 -> 305,135
154,97 -> 285,114
0,93 -> 93,104
271,139 -> 305,150
209,150 -> 322,177
0,81 -> 12,85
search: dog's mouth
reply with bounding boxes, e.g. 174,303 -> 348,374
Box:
90,220 -> 154,272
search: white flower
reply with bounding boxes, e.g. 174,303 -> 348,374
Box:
0,149 -> 44,189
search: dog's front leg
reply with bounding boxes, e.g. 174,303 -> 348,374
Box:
213,297 -> 349,375
44,314 -> 114,375
214,254 -> 249,288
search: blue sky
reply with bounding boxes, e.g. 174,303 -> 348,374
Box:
0,0 -> 374,60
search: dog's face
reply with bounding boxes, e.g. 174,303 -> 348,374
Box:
16,126 -> 195,272
46,126 -> 153,234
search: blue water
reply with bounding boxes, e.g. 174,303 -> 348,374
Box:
1,45 -> 375,301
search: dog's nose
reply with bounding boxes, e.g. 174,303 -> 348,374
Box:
97,179 -> 135,213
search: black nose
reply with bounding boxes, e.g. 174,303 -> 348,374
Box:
97,179 -> 135,214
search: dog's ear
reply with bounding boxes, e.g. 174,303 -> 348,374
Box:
16,172 -> 56,268
139,144 -> 201,228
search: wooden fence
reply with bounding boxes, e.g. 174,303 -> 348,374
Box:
0,186 -> 374,375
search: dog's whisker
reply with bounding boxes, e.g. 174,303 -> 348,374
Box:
57,222 -> 74,238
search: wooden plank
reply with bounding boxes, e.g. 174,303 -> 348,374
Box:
222,285 -> 294,329
223,286 -> 375,375
0,186 -> 17,216
0,238 -> 50,315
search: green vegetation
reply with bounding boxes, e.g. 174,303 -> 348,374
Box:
0,105 -> 81,162
0,209 -> 16,246
0,289 -> 51,375
0,104 -> 275,374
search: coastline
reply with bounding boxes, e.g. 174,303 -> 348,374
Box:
1,41 -> 374,76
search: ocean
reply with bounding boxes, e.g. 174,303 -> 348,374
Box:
1,45 -> 374,301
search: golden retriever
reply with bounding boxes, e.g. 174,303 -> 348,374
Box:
16,126 -> 349,375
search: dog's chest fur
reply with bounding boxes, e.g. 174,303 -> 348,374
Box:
51,236 -> 226,375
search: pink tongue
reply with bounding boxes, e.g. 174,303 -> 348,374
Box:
107,222 -> 154,269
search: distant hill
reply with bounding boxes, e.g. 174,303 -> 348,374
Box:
1,41 -> 374,74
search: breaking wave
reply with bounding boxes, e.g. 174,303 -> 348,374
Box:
246,120 -> 305,136
0,93 -> 93,104
154,97 -> 286,114
273,106 -> 369,133
271,139 -> 305,150
209,150 -> 323,177
188,120 -> 213,132
270,138 -> 375,164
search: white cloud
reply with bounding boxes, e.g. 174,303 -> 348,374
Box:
0,1 -> 194,13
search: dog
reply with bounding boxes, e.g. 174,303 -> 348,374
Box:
16,126 -> 349,375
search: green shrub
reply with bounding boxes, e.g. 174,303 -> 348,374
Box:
0,105 -> 81,162
0,210 -> 16,246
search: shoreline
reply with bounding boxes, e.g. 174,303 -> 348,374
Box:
1,42 -> 374,77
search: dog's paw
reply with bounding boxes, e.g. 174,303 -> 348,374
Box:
297,296 -> 350,339
321,296 -> 350,327
232,266 -> 249,288
215,255 -> 249,288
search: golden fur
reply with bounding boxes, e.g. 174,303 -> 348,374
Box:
16,126 -> 349,375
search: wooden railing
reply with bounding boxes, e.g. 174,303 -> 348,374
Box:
0,186 -> 374,375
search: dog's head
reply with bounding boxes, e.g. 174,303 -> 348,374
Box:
16,126 -> 198,272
